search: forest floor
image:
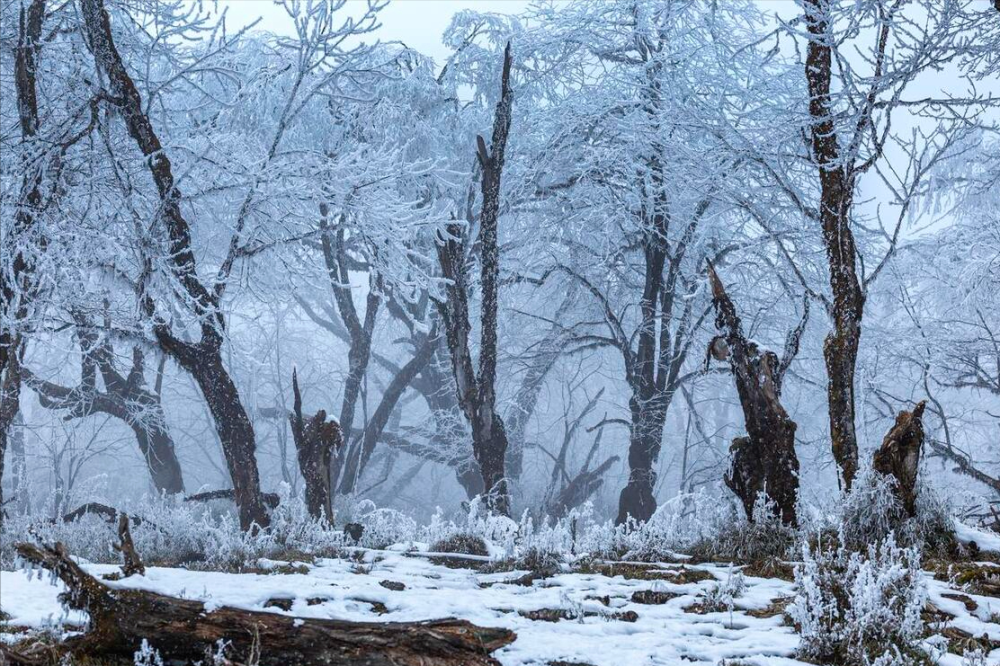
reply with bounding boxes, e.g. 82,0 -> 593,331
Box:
3,531 -> 1000,666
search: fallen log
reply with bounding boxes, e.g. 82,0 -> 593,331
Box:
62,502 -> 145,527
184,488 -> 281,509
14,541 -> 516,666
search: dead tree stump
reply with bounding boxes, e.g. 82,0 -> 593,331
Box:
290,368 -> 342,522
873,401 -> 926,517
114,514 -> 145,577
708,264 -> 801,526
13,542 -> 515,666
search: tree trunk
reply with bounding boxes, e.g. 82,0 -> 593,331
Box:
804,0 -> 863,490
9,411 -> 29,514
873,401 -> 926,517
436,43 -> 515,516
0,0 -> 46,511
0,351 -> 21,514
289,369 -> 341,521
617,401 -> 667,524
24,335 -> 185,496
178,349 -> 270,530
133,425 -> 185,496
12,542 -> 516,666
339,328 -> 438,494
708,264 -> 800,526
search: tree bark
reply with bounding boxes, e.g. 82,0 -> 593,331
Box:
803,0 -> 864,490
707,264 -> 800,526
79,0 -> 268,530
873,401 -> 926,517
437,43 -> 515,516
13,542 -> 515,666
289,368 -> 341,521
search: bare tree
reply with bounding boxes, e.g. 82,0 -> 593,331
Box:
799,0 -> 980,489
23,315 -> 184,495
0,0 -> 46,511
79,0 -> 268,529
436,43 -> 515,515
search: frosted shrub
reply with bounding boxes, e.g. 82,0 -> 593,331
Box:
790,535 -> 927,665
961,648 -> 988,666
0,494 -> 348,571
840,464 -> 956,555
134,639 -> 164,666
615,491 -> 737,561
353,502 -> 418,549
702,566 -> 747,613
710,493 -> 795,565
840,465 -> 908,552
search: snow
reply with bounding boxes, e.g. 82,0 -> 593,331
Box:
955,522 -> 1000,555
2,548 -> 998,665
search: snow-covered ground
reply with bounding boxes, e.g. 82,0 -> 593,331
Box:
3,543 -> 999,665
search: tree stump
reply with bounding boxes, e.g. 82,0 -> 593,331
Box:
290,368 -> 342,522
708,264 -> 800,526
873,401 -> 926,517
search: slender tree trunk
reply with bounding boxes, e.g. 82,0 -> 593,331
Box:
436,43 -> 515,516
10,412 -> 29,514
0,0 -> 46,508
804,0 -> 863,489
340,328 -> 438,493
0,351 -> 21,513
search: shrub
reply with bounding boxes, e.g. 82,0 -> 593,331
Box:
840,464 -> 957,556
692,493 -> 795,566
789,535 -> 927,665
429,533 -> 489,556
701,565 -> 747,613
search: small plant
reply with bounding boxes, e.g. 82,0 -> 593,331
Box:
961,648 -> 987,666
701,566 -> 747,621
134,639 -> 165,666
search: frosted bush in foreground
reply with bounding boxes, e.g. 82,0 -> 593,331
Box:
790,535 -> 926,665
702,565 -> 747,614
614,490 -> 737,561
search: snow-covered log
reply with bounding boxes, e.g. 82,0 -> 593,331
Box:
12,541 -> 516,666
